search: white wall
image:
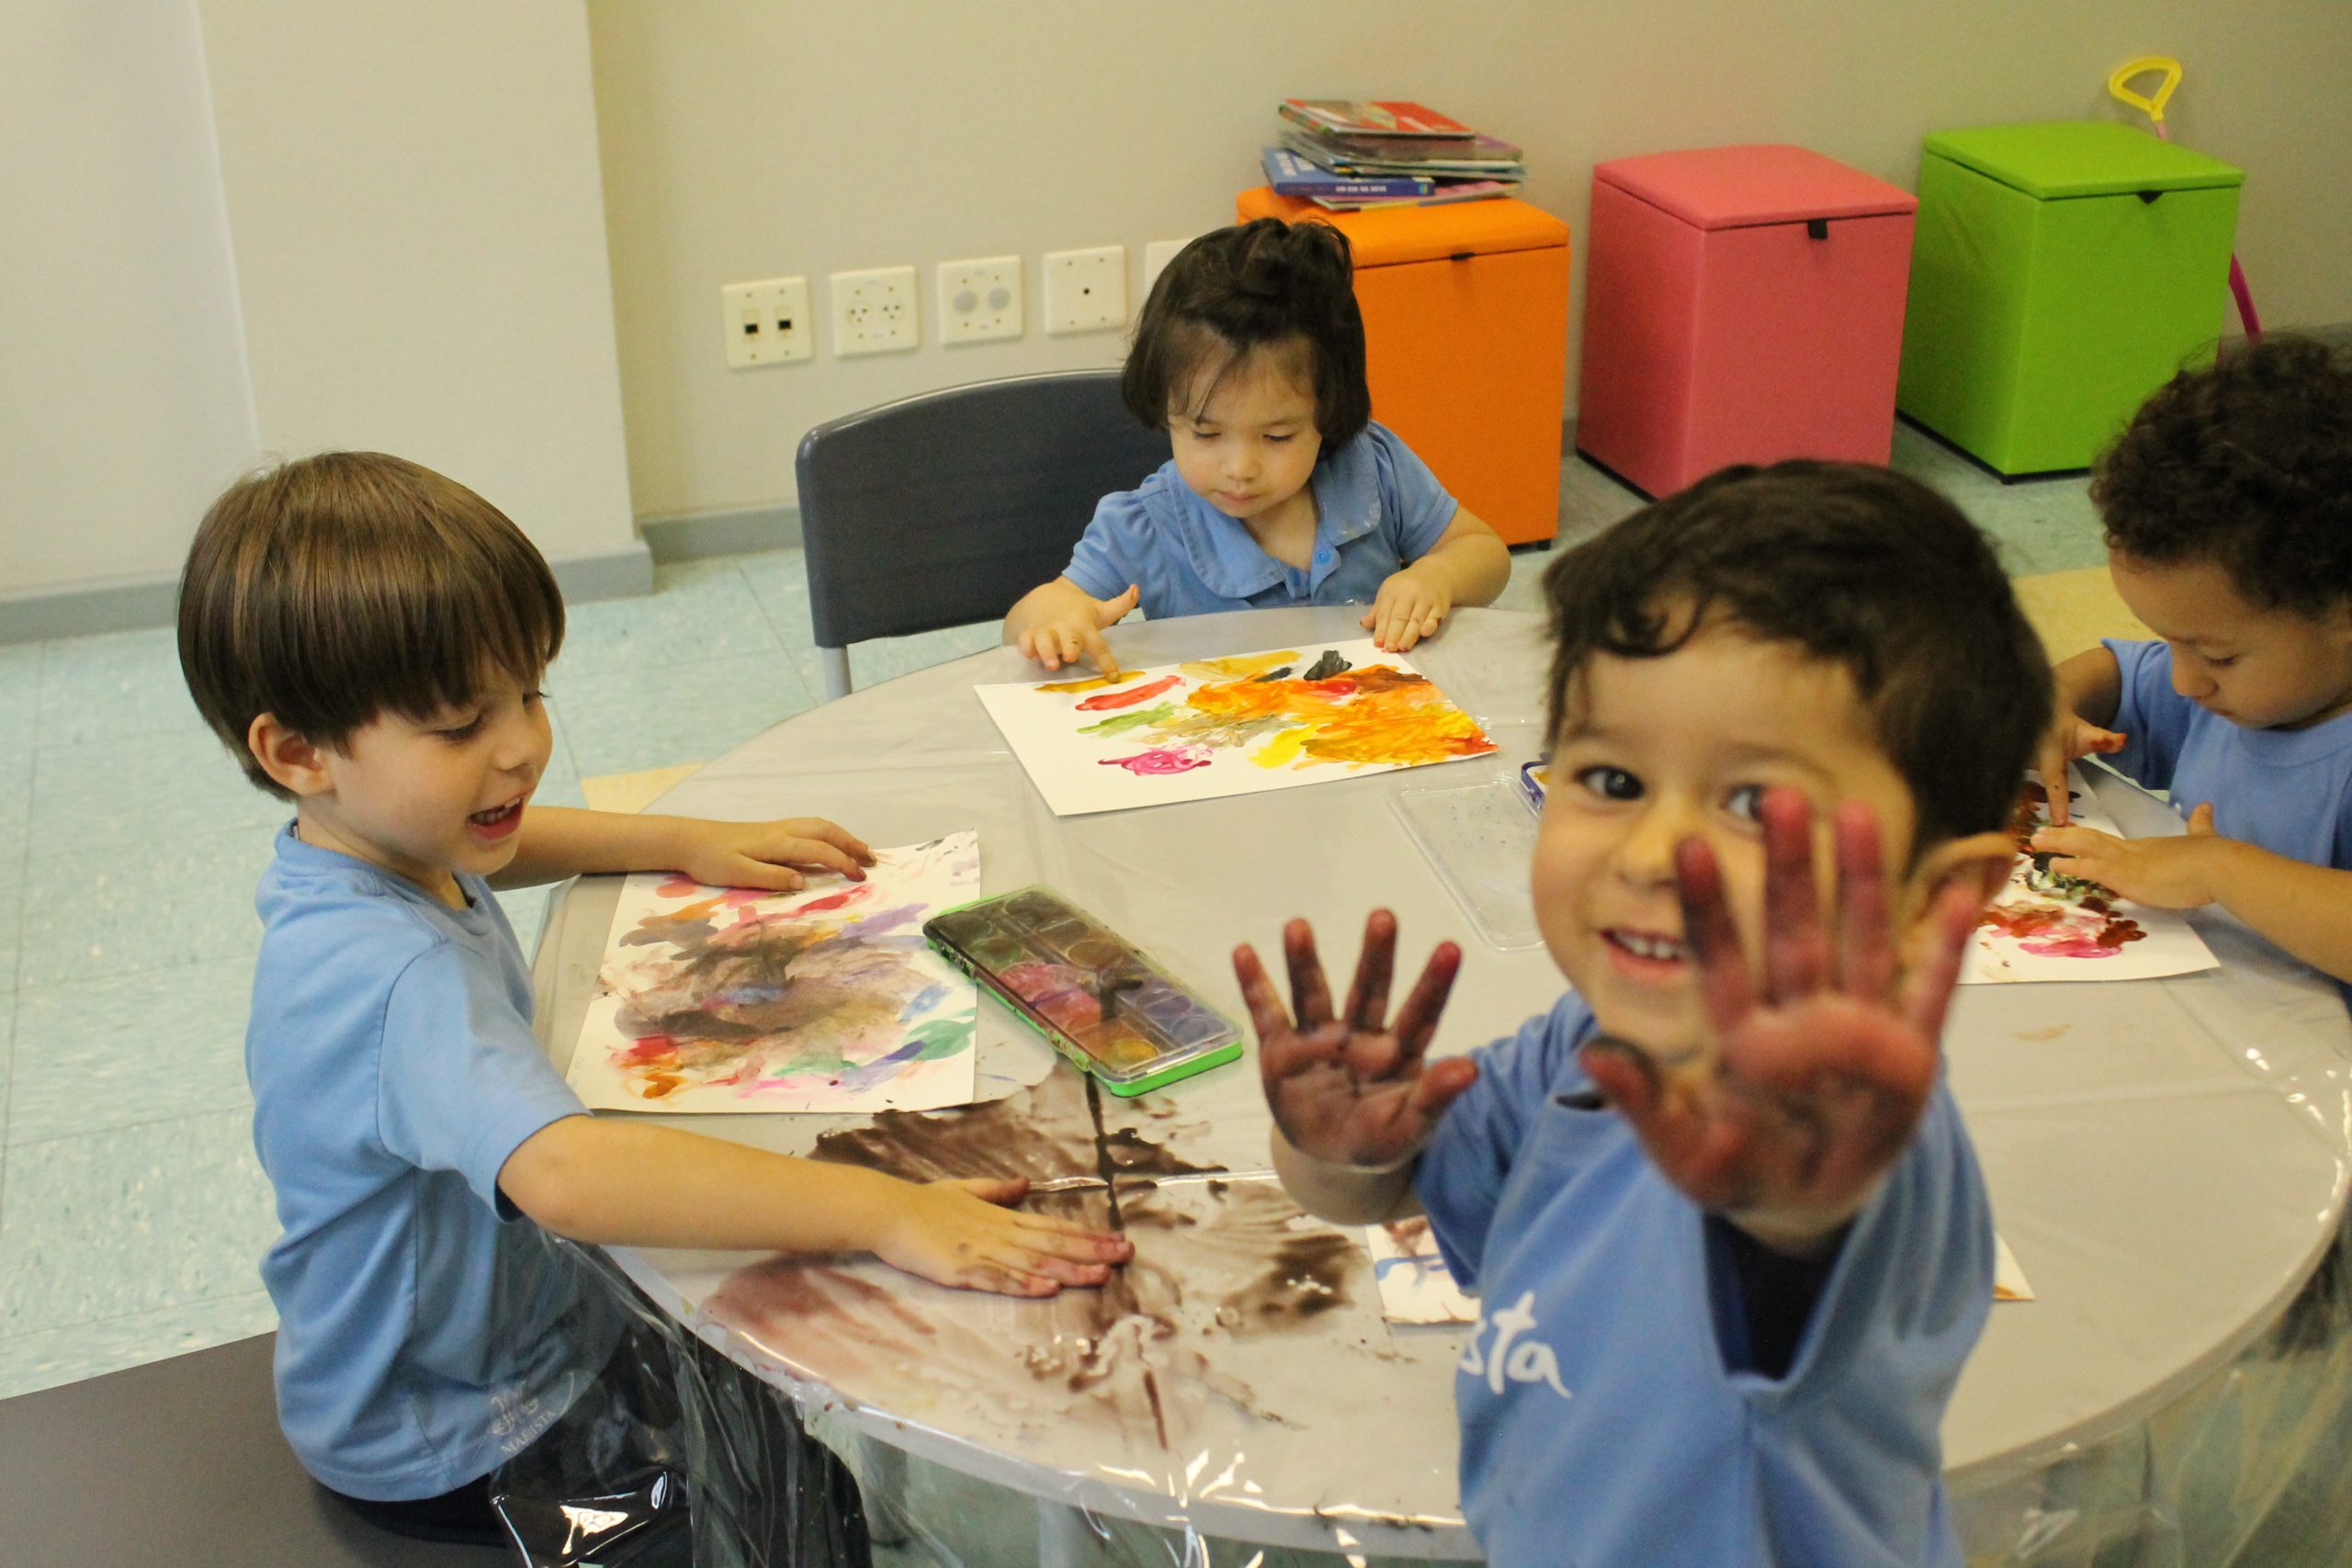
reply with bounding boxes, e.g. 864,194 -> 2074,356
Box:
0,2 -> 639,604
585,0 -> 2352,525
0,1 -> 256,593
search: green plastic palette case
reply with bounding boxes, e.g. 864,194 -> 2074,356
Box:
922,887 -> 1244,1096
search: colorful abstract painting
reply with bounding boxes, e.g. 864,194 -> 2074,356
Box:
975,639 -> 1498,816
566,832 -> 980,1113
1961,768 -> 2218,985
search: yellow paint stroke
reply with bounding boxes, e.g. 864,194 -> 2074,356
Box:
1178,649 -> 1300,682
1039,673 -> 1126,694
1143,662 -> 1496,770
1251,726 -> 1308,770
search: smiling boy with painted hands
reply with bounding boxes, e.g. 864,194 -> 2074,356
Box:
1235,463 -> 2049,1567
2033,337 -> 2352,998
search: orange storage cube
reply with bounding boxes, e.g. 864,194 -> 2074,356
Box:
1237,188 -> 1573,546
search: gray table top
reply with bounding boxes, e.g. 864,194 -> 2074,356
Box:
533,605 -> 2352,1557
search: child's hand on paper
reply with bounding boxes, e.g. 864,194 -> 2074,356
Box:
670,817 -> 876,892
1235,910 -> 1476,1169
1362,564 -> 1454,653
876,1176 -> 1133,1297
1015,581 -> 1141,677
2032,803 -> 2224,908
1582,790 -> 1974,1257
2034,715 -> 2126,826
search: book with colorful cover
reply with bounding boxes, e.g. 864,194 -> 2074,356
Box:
1280,131 -> 1525,176
1262,146 -> 1433,199
1279,98 -> 1476,140
1310,179 -> 1521,211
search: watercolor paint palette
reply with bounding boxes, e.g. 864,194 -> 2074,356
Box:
923,886 -> 1242,1096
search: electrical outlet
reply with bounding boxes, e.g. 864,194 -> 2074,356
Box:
936,254 -> 1023,345
1044,245 -> 1127,334
720,276 -> 812,367
1142,239 -> 1193,299
831,265 -> 920,355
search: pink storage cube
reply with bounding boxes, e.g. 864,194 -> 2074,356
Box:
1576,145 -> 1918,497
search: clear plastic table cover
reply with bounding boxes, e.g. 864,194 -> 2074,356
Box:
523,606 -> 2352,1566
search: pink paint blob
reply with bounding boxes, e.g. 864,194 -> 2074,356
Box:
781,883 -> 873,918
1101,745 -> 1213,776
1076,674 -> 1182,712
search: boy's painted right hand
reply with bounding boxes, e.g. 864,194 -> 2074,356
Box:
2035,716 -> 2126,826
1234,910 -> 1476,1170
1018,583 -> 1140,677
875,1176 -> 1133,1297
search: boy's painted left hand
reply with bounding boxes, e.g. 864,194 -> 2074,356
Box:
673,817 -> 876,892
1582,789 -> 1979,1256
2030,803 -> 2223,909
1361,565 -> 1453,653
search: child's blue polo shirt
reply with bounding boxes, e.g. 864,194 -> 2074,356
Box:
1416,993 -> 1991,1568
1061,421 -> 1459,618
2105,636 -> 2352,1004
248,826 -> 602,1500
2104,636 -> 2352,871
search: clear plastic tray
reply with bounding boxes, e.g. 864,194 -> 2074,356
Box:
1391,769 -> 1545,951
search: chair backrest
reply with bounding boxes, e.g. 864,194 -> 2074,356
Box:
796,369 -> 1171,650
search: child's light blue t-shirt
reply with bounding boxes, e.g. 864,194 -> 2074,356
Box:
2104,637 -> 2352,872
249,826 -> 601,1501
1061,420 -> 1459,618
1416,993 -> 1992,1568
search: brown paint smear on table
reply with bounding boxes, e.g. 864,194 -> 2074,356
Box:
705,1070 -> 1370,1458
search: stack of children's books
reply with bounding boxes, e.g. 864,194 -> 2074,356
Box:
1263,98 -> 1526,211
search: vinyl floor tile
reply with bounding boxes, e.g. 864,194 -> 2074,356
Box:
0,1108 -> 275,1337
552,558 -> 785,679
548,651 -> 820,778
31,726 -> 284,848
36,626 -> 214,748
0,1287 -> 277,1401
17,823 -> 277,989
7,957 -> 255,1145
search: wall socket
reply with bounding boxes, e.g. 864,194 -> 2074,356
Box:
936,254 -> 1023,345
1044,245 -> 1127,334
720,276 -> 812,367
831,265 -> 920,355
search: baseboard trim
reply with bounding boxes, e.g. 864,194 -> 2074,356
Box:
0,539 -> 657,645
639,503 -> 800,561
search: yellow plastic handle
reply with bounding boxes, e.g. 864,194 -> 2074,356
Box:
2109,56 -> 2182,126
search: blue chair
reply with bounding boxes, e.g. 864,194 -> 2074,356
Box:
796,369 -> 1170,700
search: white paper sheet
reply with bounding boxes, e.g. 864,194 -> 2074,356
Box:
1363,1216 -> 1478,1325
974,639 -> 1498,817
566,832 -> 979,1113
1962,766 -> 2220,985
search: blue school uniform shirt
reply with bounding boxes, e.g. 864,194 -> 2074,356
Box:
248,825 -> 602,1500
1060,420 -> 1459,618
1416,993 -> 1992,1568
2105,637 -> 2352,1003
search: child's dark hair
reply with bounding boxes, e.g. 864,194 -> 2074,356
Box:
1122,218 -> 1371,449
178,452 -> 565,799
1543,462 -> 2050,854
2092,334 -> 2352,615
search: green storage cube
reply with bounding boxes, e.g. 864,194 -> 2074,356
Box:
1897,121 -> 2244,475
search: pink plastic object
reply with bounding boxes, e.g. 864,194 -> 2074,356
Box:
1576,144 -> 1920,497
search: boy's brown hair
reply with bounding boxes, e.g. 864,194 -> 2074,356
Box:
178,452 -> 565,799
1543,461 -> 2051,857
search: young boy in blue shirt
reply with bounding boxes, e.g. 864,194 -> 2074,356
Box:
1232,464 -> 2047,1566
2033,336 -> 2352,1000
1003,219 -> 1510,675
177,452 -> 1131,1546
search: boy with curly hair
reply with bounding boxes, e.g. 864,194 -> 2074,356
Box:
2036,336 -> 2352,998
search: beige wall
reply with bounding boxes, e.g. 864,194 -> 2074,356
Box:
0,2 -> 639,604
200,0 -> 638,569
0,1 -> 256,593
587,0 -> 2352,524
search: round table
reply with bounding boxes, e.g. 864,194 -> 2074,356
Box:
532,605 -> 2352,1563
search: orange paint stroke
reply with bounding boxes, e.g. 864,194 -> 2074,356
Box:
1076,674 -> 1182,711
1040,673 -> 1128,694
1179,650 -> 1300,682
1143,662 -> 1495,769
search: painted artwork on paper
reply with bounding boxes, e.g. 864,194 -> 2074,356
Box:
1363,1216 -> 1477,1325
1961,767 -> 2218,985
566,832 -> 979,1113
975,639 -> 1498,816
